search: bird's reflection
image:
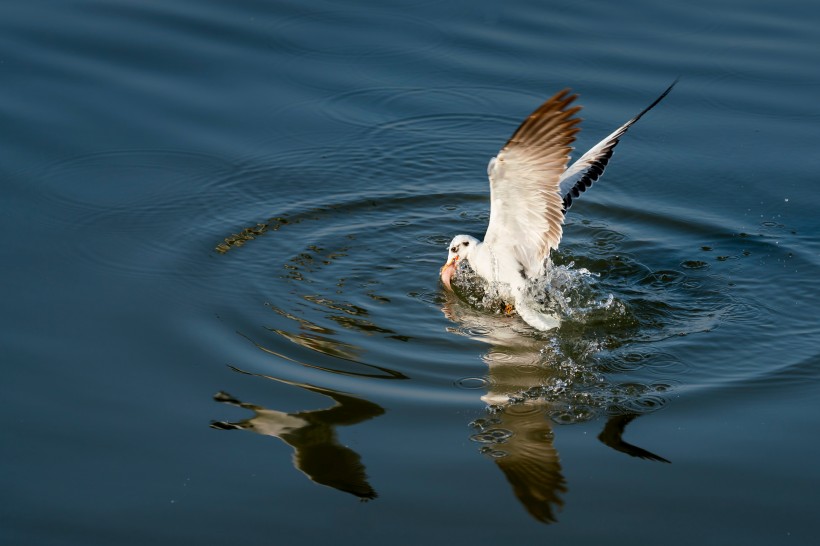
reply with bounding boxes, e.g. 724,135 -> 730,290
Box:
211,292 -> 668,519
211,371 -> 384,500
442,290 -> 669,524
469,403 -> 566,523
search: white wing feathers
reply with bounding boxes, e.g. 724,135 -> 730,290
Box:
484,89 -> 581,278
483,81 -> 678,282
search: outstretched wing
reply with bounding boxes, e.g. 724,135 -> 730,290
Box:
559,79 -> 678,211
484,89 -> 582,277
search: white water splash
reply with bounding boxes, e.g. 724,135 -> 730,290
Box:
451,260 -> 623,326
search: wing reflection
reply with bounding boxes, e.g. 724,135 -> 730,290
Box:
442,290 -> 668,524
470,404 -> 566,523
211,375 -> 384,500
598,414 -> 670,463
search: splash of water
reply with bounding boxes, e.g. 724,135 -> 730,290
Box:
450,259 -> 626,327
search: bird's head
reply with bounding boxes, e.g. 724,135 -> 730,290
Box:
440,235 -> 478,290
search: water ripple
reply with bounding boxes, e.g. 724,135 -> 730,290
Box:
269,10 -> 444,59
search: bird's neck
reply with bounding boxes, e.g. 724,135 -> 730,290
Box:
467,241 -> 494,281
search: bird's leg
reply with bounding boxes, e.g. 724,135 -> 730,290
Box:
504,303 -> 515,315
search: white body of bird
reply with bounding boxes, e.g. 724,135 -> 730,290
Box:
441,81 -> 677,331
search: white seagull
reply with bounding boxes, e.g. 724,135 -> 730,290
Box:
440,81 -> 677,331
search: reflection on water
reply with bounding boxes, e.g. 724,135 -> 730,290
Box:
203,158 -> 721,525
4,0 -> 820,540
213,284 -> 671,524
443,290 -> 669,523
598,414 -> 670,463
469,404 -> 566,523
239,304 -> 409,380
211,368 -> 385,500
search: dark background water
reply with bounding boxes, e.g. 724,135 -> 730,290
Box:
3,0 -> 820,544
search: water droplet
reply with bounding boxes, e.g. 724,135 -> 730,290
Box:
681,260 -> 708,269
469,428 -> 514,444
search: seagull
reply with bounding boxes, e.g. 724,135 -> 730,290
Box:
440,80 -> 677,331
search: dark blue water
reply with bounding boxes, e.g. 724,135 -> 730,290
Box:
3,0 -> 820,544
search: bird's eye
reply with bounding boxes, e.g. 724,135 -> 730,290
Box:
462,241 -> 469,247
450,246 -> 457,253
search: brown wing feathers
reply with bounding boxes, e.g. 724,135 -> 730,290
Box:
506,89 -> 582,159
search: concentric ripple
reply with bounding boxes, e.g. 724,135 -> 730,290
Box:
29,111 -> 742,429
33,89 -> 758,429
200,118 -> 744,428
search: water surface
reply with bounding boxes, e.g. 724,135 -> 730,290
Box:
3,0 -> 820,544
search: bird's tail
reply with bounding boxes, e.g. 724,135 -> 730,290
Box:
514,293 -> 561,331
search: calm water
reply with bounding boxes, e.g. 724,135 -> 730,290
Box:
3,0 -> 820,543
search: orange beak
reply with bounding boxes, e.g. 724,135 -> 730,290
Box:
440,256 -> 458,290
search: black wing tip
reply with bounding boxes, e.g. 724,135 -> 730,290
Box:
655,77 -> 680,105
630,78 -> 679,124
559,78 -> 677,212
